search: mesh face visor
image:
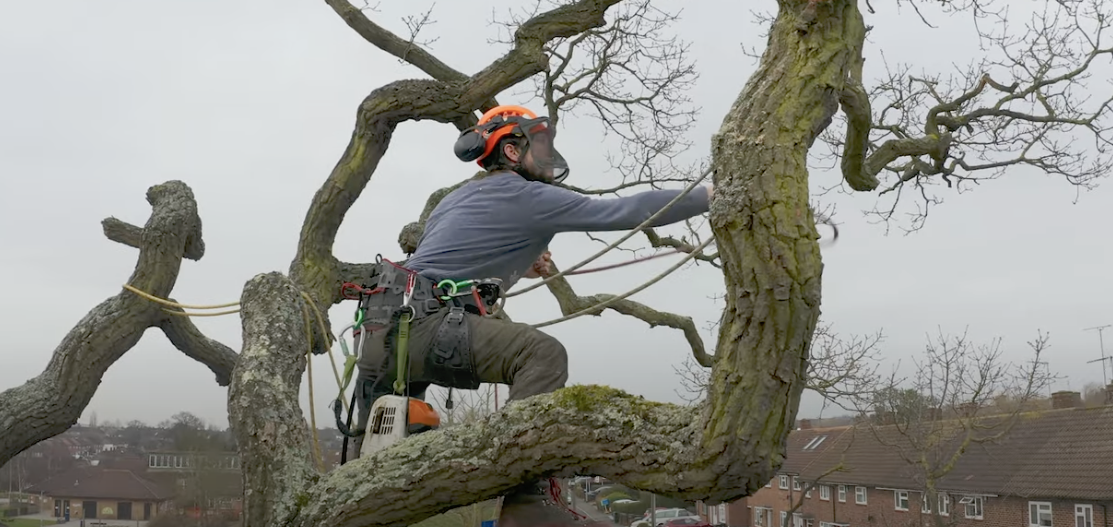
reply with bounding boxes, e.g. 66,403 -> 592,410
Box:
519,117 -> 570,183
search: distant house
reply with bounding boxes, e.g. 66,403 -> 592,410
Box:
27,465 -> 174,521
696,390 -> 1113,527
143,450 -> 244,519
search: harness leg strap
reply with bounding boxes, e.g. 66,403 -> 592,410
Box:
426,307 -> 481,390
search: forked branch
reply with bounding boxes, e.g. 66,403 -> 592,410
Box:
0,181 -> 235,467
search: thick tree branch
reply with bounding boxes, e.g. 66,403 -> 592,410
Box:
228,273 -> 318,527
158,311 -> 239,387
102,216 -> 206,261
0,181 -> 210,467
542,261 -> 712,367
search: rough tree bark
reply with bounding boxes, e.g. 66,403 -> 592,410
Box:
0,181 -> 238,465
223,1 -> 867,526
702,0 -> 865,493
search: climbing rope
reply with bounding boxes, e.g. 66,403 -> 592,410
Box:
506,165 -> 715,299
527,237 -> 715,329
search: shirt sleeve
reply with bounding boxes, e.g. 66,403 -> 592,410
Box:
527,183 -> 710,235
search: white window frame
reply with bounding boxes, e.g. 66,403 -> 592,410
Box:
895,490 -> 910,511
780,475 -> 790,489
837,485 -> 847,503
855,486 -> 867,505
718,504 -> 728,524
922,493 -> 931,514
792,513 -> 804,527
1030,501 -> 1053,527
820,485 -> 831,501
780,511 -> 788,527
793,476 -> 802,491
1075,504 -> 1093,527
938,493 -> 950,516
766,479 -> 773,488
805,484 -> 812,499
960,496 -> 984,520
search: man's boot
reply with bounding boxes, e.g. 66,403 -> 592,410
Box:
498,478 -> 610,527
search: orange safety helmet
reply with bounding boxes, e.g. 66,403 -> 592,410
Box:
453,105 -> 570,183
453,105 -> 538,166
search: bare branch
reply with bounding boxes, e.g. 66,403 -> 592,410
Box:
158,311 -> 240,387
0,181 -> 228,466
824,0 -> 1113,232
672,322 -> 884,408
542,260 -> 711,367
324,0 -> 468,84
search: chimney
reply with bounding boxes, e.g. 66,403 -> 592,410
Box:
1051,390 -> 1084,410
798,419 -> 813,430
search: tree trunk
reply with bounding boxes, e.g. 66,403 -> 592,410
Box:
701,0 -> 866,499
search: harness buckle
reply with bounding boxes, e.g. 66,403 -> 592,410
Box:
444,306 -> 466,325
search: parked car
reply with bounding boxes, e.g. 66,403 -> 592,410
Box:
630,508 -> 701,527
664,518 -> 712,527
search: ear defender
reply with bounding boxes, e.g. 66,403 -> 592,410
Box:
454,129 -> 487,162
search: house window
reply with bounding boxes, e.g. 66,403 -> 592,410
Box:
781,511 -> 788,527
855,486 -> 867,505
793,477 -> 802,491
838,485 -> 846,503
939,493 -> 950,516
755,507 -> 773,527
805,484 -> 812,499
895,490 -> 909,511
1030,502 -> 1053,527
1075,505 -> 1093,527
961,496 -> 984,519
780,475 -> 790,489
719,504 -> 728,524
820,485 -> 831,501
922,494 -> 931,514
766,479 -> 773,488
792,513 -> 803,527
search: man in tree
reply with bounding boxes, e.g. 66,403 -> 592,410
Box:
351,105 -> 712,526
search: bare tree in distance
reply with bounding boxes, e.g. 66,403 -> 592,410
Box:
858,328 -> 1055,527
674,322 -> 885,411
2,1 -> 1111,526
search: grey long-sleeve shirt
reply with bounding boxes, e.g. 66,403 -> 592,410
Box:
404,171 -> 710,290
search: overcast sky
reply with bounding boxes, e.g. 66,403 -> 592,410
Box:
2,0 -> 1111,430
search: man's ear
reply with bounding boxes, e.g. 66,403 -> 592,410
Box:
502,142 -> 520,163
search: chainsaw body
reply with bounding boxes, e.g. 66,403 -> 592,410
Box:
359,394 -> 442,457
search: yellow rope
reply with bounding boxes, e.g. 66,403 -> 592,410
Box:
301,300 -> 326,472
121,284 -> 240,309
122,283 -> 353,471
161,308 -> 242,317
299,291 -> 350,415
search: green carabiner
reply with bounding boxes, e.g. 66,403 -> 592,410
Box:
437,279 -> 459,296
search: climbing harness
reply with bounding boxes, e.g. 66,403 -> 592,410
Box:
334,255 -> 506,461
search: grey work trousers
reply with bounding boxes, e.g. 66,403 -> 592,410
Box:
348,307 -> 568,459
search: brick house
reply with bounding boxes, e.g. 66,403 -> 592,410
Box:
696,391 -> 1113,527
27,464 -> 174,521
